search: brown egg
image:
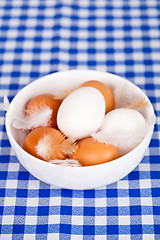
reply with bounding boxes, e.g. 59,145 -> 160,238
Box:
69,137 -> 119,166
79,80 -> 114,113
26,94 -> 61,128
23,126 -> 77,161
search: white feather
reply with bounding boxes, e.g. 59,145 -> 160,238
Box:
49,159 -> 81,167
35,135 -> 53,160
12,106 -> 52,130
91,131 -> 146,157
35,133 -> 78,161
91,132 -> 109,145
3,96 -> 10,111
102,133 -> 145,156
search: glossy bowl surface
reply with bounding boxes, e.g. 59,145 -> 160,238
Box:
5,70 -> 155,189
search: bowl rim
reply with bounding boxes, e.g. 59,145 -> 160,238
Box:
5,69 -> 156,170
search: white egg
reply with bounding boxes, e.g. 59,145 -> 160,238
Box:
57,87 -> 106,140
100,108 -> 147,156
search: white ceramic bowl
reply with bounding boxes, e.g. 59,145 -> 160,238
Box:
5,70 -> 156,190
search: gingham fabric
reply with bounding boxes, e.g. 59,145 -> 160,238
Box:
0,0 -> 160,239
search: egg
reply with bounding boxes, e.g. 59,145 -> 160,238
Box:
69,137 -> 119,166
23,126 -> 77,161
26,94 -> 61,128
57,87 -> 106,140
79,80 -> 114,113
100,108 -> 147,156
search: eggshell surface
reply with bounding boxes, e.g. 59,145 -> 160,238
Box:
100,108 -> 147,156
69,137 -> 119,166
57,87 -> 106,140
79,80 -> 114,113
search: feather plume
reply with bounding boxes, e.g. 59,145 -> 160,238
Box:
59,138 -> 78,155
102,133 -> 145,156
35,135 -> 53,160
125,97 -> 149,109
91,130 -> 146,157
3,96 -> 10,111
91,132 -> 109,145
49,159 -> 81,167
54,87 -> 74,100
35,134 -> 78,161
12,106 -> 52,130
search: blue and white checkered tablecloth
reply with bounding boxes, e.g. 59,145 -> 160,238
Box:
0,0 -> 160,239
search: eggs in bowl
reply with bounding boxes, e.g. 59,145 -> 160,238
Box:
5,70 -> 156,189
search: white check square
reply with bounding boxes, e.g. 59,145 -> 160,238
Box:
49,197 -> 61,206
139,179 -> 151,189
95,198 -> 106,207
119,235 -> 131,240
47,233 -> 60,240
4,196 -> 16,206
5,179 -> 18,189
27,197 -> 39,206
142,215 -> 154,225
95,216 -> 107,225
0,234 -> 12,240
118,197 -> 130,206
25,215 -> 37,225
71,235 -> 83,240
118,215 -> 130,225
48,214 -> 60,225
2,215 -> 14,225
72,215 -> 83,225
27,180 -> 40,189
24,235 -> 36,240
72,197 -> 84,207
141,197 -> 153,206
95,236 -> 106,240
